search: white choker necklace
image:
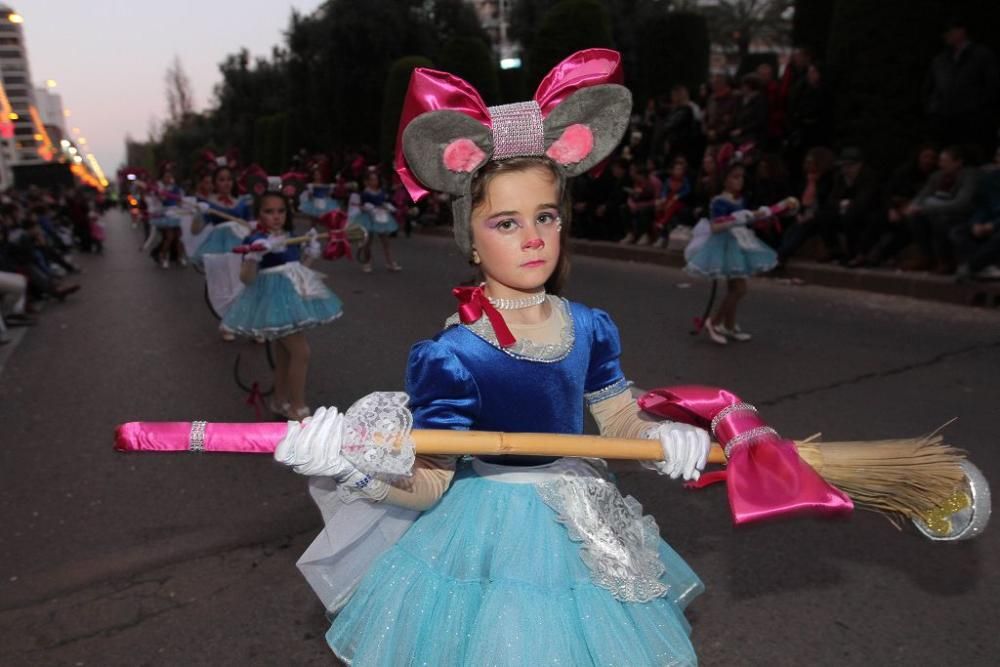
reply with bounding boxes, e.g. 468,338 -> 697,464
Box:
487,290 -> 547,310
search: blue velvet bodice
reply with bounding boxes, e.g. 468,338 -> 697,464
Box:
243,231 -> 301,269
709,194 -> 746,218
405,300 -> 627,464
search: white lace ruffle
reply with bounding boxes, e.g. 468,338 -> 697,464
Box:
535,461 -> 669,603
340,392 -> 416,479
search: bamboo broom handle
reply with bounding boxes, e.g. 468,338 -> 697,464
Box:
409,429 -> 729,464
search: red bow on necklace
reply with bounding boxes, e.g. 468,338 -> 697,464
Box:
452,286 -> 516,348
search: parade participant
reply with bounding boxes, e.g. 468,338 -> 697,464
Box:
274,49 -> 712,665
353,168 -> 401,272
190,165 -> 253,268
299,167 -> 338,218
221,190 -> 342,421
150,168 -> 186,268
684,163 -> 778,344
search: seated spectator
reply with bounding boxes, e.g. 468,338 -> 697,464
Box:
588,158 -> 631,241
619,164 -> 661,245
953,151 -> 1000,281
904,146 -> 978,272
653,156 -> 693,248
850,144 -> 938,267
776,147 -> 838,264
703,73 -> 739,146
729,74 -> 769,147
747,153 -> 793,250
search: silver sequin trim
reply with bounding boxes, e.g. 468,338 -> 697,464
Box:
723,426 -> 778,458
189,421 -> 207,452
710,402 -> 758,437
584,377 -> 632,406
487,101 -> 546,160
444,295 -> 575,363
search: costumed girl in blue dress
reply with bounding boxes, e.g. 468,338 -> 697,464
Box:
189,165 -> 253,268
299,167 -> 339,218
273,50 -> 711,666
684,162 -> 777,345
150,168 -> 186,268
352,169 -> 401,273
222,190 -> 343,420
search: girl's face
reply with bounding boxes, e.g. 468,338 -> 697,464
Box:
197,175 -> 212,194
215,169 -> 234,196
724,168 -> 744,194
258,195 -> 287,234
365,173 -> 380,190
470,167 -> 561,296
162,172 -> 175,186
671,160 -> 687,178
701,154 -> 715,174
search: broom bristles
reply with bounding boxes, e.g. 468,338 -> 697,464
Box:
794,435 -> 966,524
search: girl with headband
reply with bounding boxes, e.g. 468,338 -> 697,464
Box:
275,50 -> 711,664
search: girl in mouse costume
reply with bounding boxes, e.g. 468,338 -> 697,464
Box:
274,49 -> 711,665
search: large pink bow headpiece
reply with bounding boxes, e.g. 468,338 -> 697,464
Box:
639,385 -> 854,525
394,49 -> 632,255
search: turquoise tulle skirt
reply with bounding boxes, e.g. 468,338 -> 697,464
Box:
190,223 -> 249,268
328,460 -> 702,666
221,262 -> 342,339
300,197 -> 340,218
684,221 -> 777,278
352,209 -> 398,235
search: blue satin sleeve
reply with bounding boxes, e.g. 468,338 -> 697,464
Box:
584,309 -> 628,404
405,339 -> 481,431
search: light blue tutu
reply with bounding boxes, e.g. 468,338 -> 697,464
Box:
328,461 -> 702,666
300,195 -> 340,218
190,222 -> 249,268
684,220 -> 777,279
221,262 -> 343,339
352,209 -> 398,236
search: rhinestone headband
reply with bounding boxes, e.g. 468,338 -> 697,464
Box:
487,101 -> 546,160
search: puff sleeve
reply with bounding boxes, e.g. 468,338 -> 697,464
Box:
583,308 -> 629,405
405,339 -> 482,431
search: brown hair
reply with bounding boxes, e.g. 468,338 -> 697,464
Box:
468,156 -> 572,295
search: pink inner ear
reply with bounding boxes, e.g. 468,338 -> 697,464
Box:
546,124 -> 594,165
443,139 -> 487,173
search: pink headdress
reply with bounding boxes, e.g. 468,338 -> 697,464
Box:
394,49 -> 632,255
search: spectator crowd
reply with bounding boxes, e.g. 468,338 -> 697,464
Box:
0,185 -> 98,345
566,18 -> 1000,282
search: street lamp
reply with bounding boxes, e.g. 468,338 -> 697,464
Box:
45,79 -> 57,88
7,13 -> 23,24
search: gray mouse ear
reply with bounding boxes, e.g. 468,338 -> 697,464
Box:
542,84 -> 632,177
401,111 -> 494,196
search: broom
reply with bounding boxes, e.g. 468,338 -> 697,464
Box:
115,419 -> 988,541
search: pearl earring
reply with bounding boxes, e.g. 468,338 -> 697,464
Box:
472,250 -> 481,265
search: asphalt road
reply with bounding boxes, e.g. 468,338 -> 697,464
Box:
1,210 -> 998,666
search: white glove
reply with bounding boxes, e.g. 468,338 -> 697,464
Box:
755,205 -> 772,219
643,421 -> 710,481
383,202 -> 397,213
197,201 -> 211,212
731,210 -> 755,226
362,202 -> 375,212
274,406 -> 388,500
267,234 -> 288,253
304,228 -> 322,259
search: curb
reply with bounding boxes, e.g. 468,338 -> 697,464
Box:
414,225 -> 1000,307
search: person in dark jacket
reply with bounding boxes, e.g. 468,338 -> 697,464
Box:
953,152 -> 1000,281
817,147 -> 881,263
850,144 -> 938,267
904,146 -> 979,272
729,74 -> 768,147
923,16 -> 1000,156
